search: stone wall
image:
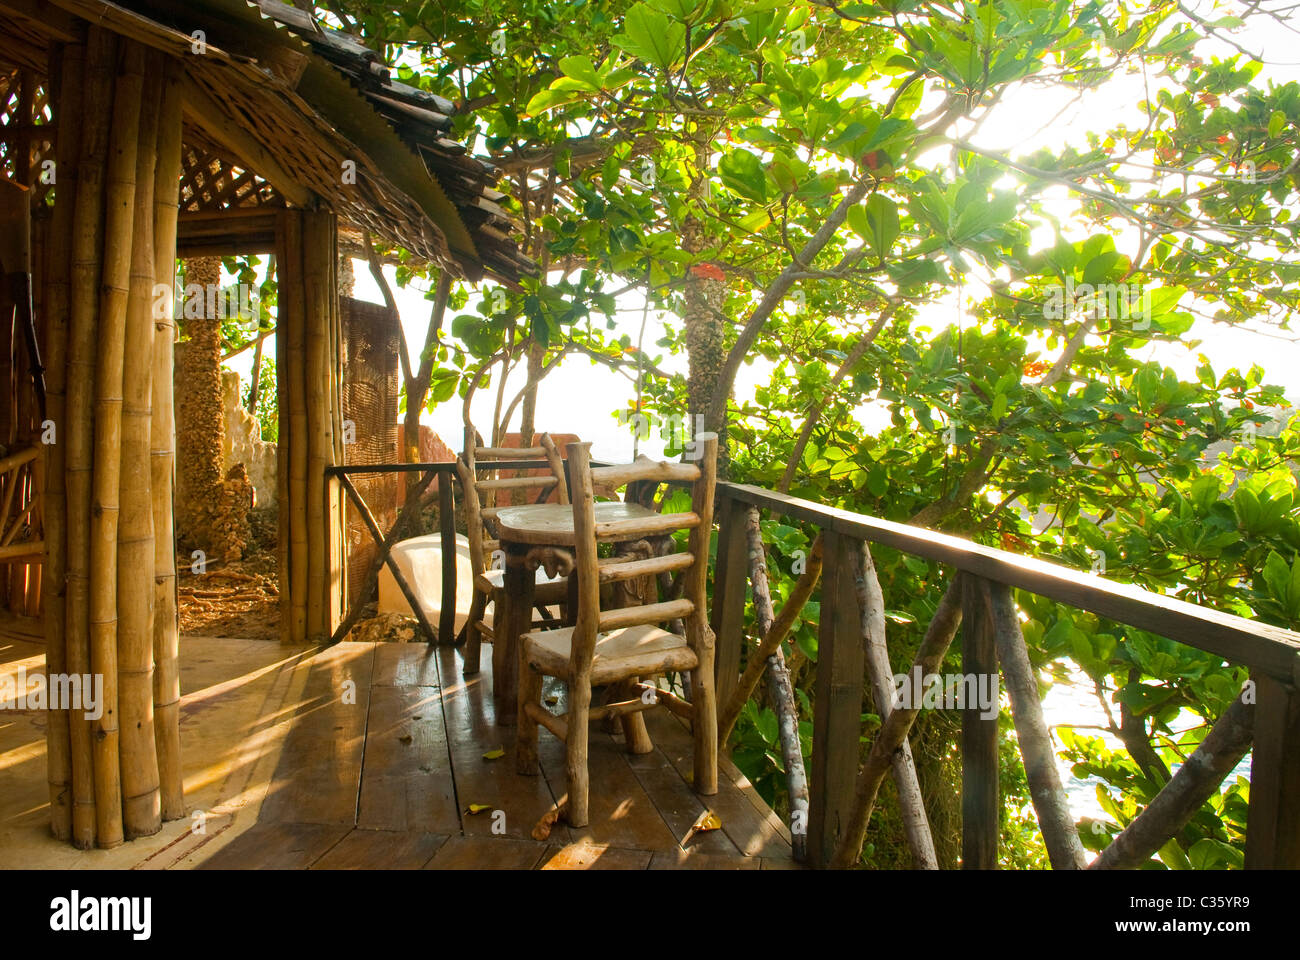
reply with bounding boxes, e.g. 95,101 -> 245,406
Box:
221,368 -> 277,508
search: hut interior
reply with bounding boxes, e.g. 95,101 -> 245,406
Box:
0,0 -> 530,851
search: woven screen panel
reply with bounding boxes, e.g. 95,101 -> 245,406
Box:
340,296 -> 401,607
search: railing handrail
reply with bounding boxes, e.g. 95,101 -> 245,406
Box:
717,481 -> 1300,683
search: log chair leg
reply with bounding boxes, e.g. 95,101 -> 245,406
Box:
463,588 -> 487,676
619,677 -> 654,754
516,661 -> 543,775
566,677 -> 592,827
691,649 -> 719,796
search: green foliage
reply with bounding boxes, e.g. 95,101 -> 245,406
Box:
318,0 -> 1300,868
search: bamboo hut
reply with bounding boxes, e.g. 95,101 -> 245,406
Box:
0,0 -> 527,849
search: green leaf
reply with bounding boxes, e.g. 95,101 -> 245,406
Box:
718,149 -> 769,202
613,3 -> 685,70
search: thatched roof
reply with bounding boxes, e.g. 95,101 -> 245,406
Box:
0,0 -> 532,284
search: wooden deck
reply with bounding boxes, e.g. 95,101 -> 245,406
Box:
1,628 -> 794,870
200,642 -> 794,869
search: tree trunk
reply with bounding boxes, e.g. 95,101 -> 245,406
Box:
175,256 -> 247,560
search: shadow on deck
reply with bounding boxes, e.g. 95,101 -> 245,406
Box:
201,642 -> 794,869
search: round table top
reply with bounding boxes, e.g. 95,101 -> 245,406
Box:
494,501 -> 657,546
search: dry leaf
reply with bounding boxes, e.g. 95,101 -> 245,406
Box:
482,747 -> 505,760
682,809 -> 722,846
465,803 -> 493,815
398,734 -> 413,745
544,695 -> 559,706
532,806 -> 563,841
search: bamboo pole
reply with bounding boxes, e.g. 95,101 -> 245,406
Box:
274,224 -> 291,644
42,40 -> 84,841
117,54 -> 162,840
283,212 -> 308,641
303,212 -> 333,640
852,541 -> 939,869
151,57 -> 184,819
66,27 -> 116,850
88,39 -> 146,849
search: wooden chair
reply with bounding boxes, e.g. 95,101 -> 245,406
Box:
516,437 -> 719,827
456,428 -> 571,677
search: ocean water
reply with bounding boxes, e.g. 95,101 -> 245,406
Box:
1038,664 -> 1251,827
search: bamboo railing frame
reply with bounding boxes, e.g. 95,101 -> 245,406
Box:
324,464 -> 1300,870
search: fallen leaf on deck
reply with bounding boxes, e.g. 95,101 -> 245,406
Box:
465,803 -> 493,815
398,734 -> 413,745
532,805 -> 564,841
544,695 -> 559,706
482,747 -> 505,760
682,809 -> 722,846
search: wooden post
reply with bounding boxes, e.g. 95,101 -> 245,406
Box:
118,54 -> 162,839
150,56 -> 184,821
808,528 -> 865,868
709,494 -> 748,716
960,573 -> 1000,869
1245,673 -> 1300,868
65,27 -> 115,849
438,473 -> 455,644
830,576 -> 964,868
42,39 -> 84,841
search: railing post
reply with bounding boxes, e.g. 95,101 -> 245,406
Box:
1245,672 -> 1300,868
808,529 -> 865,868
960,572 -> 999,869
710,493 -> 748,711
437,466 -> 456,645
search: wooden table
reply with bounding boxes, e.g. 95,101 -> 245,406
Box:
491,501 -> 658,723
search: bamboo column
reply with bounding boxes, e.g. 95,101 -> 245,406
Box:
65,27 -> 116,850
303,213 -> 331,640
277,210 -> 343,642
88,39 -> 146,850
151,58 -> 184,821
42,40 -> 84,841
281,212 -> 308,641
117,53 -> 162,840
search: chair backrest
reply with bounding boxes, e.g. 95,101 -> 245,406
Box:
456,426 -> 569,576
565,436 -> 719,681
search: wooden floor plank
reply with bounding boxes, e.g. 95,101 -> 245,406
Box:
435,647 -> 569,842
536,723 -> 682,852
357,684 -> 460,833
309,828 -> 448,869
424,835 -> 549,870
372,643 -> 441,687
197,822 -> 350,870
641,708 -> 792,860
617,728 -> 740,855
539,841 -> 652,870
648,849 -> 762,870
258,643 -> 377,825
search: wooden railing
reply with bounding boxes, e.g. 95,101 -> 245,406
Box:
327,461 -> 1300,870
711,481 -> 1300,870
